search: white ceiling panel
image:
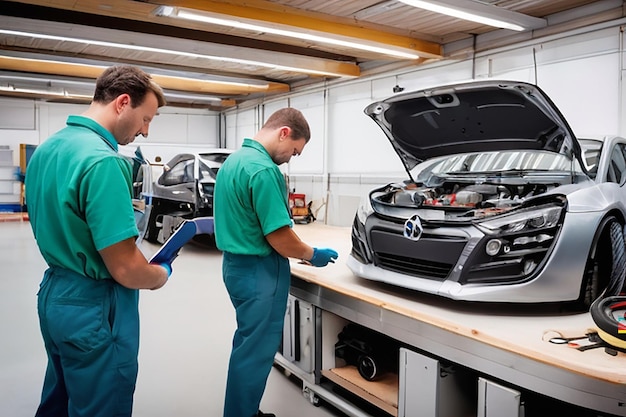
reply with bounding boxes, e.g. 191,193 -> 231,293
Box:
0,0 -> 620,109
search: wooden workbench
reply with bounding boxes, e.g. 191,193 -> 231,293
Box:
286,223 -> 626,416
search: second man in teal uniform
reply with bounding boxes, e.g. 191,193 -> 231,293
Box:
214,108 -> 338,417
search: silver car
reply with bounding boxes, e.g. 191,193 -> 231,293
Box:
347,80 -> 626,308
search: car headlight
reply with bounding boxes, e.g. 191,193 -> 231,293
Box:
356,195 -> 374,225
461,203 -> 565,284
476,204 -> 563,236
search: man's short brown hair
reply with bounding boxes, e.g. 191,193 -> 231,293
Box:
93,65 -> 166,108
263,108 -> 311,143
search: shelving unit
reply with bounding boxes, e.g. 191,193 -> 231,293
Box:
0,147 -> 21,212
321,367 -> 398,416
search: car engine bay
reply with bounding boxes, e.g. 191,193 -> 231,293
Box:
374,175 -> 574,221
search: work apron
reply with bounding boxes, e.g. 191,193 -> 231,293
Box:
222,250 -> 290,417
35,267 -> 140,417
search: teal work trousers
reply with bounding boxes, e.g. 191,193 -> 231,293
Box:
222,251 -> 290,417
35,267 -> 140,417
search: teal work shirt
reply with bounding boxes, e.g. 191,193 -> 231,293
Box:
214,138 -> 292,256
25,115 -> 139,279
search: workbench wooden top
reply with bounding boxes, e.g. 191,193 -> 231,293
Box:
289,223 -> 626,385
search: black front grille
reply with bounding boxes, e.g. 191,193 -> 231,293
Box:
375,252 -> 453,279
369,228 -> 466,280
351,232 -> 369,264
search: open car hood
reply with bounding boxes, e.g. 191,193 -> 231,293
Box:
364,80 -> 584,173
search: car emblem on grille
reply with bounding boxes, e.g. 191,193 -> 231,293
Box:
404,215 -> 423,241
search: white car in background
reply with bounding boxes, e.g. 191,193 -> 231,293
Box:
144,150 -> 233,245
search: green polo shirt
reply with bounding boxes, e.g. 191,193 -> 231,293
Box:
25,115 -> 139,279
214,138 -> 292,256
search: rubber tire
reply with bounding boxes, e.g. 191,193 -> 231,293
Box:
579,217 -> 625,309
604,222 -> 626,297
144,207 -> 161,243
589,296 -> 626,349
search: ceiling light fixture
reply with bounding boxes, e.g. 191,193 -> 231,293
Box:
397,0 -> 546,31
163,92 -> 222,103
0,85 -> 92,100
0,29 -> 344,78
154,6 -> 421,60
0,74 -> 94,89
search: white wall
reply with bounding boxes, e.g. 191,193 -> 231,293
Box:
223,21 -> 626,226
0,101 -> 220,167
472,26 -> 620,137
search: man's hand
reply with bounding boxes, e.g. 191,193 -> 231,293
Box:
309,247 -> 339,267
100,237 -> 169,290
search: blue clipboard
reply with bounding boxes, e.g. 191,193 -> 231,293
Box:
149,217 -> 214,264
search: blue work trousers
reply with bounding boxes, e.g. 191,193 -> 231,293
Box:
35,267 -> 140,417
222,251 -> 290,417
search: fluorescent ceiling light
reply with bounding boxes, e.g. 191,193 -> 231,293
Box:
0,74 -> 93,89
0,85 -> 92,99
0,77 -> 222,103
0,29 -> 341,78
155,6 -> 421,60
397,0 -> 546,31
163,92 -> 222,103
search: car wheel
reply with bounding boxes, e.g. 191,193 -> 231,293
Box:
580,217 -> 626,309
604,221 -> 626,297
144,207 -> 161,243
191,233 -> 217,248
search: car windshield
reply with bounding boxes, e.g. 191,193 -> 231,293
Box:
198,153 -> 230,181
412,150 -> 583,182
199,161 -> 217,181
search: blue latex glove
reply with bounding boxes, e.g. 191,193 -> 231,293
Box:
152,262 -> 172,278
310,247 -> 339,267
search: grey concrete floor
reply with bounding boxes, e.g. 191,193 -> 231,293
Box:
0,220 -> 345,417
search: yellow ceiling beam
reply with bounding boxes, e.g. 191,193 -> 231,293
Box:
12,0 -> 441,59
0,56 -> 290,95
155,0 -> 443,59
5,1 -> 362,78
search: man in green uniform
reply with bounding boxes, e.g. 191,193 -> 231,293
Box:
214,108 -> 338,417
25,65 -> 171,417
